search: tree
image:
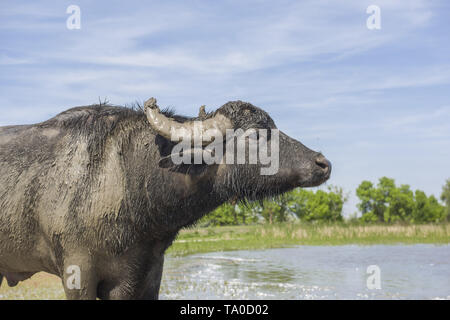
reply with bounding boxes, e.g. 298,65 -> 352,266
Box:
290,186 -> 345,222
200,200 -> 259,226
356,180 -> 375,215
384,184 -> 414,223
236,201 -> 259,225
441,179 -> 450,221
376,177 -> 396,222
257,193 -> 293,224
356,177 -> 447,223
356,178 -> 397,222
200,203 -> 237,226
414,191 -> 445,223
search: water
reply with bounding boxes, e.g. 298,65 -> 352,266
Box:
160,244 -> 450,300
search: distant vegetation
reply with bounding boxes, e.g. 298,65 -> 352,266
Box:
169,223 -> 450,256
441,179 -> 450,219
356,177 -> 447,223
200,177 -> 450,226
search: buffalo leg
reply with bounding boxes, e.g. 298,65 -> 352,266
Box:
139,255 -> 164,300
0,274 -> 3,287
62,254 -> 97,300
101,255 -> 165,300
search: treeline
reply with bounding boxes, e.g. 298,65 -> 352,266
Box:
200,178 -> 450,226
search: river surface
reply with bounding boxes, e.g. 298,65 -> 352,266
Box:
160,244 -> 450,300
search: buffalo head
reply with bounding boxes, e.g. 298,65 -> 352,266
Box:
145,98 -> 331,201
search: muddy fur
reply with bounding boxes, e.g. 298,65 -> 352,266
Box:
0,100 -> 330,299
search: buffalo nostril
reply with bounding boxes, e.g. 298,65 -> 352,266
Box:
315,157 -> 331,174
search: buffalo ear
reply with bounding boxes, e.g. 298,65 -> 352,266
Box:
158,160 -> 208,175
155,134 -> 179,169
158,155 -> 175,169
154,134 -> 212,174
158,147 -> 212,172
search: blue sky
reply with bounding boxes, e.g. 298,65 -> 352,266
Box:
1,0 -> 449,215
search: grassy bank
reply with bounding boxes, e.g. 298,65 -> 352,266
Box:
168,223 -> 450,256
0,223 -> 448,299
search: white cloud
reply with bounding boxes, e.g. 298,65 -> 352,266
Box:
383,105 -> 450,139
0,55 -> 34,65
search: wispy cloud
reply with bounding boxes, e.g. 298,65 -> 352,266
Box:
0,55 -> 34,65
383,105 -> 450,139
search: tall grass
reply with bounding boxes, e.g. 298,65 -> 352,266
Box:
168,223 -> 450,256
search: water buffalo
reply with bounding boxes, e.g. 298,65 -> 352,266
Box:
0,98 -> 331,299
